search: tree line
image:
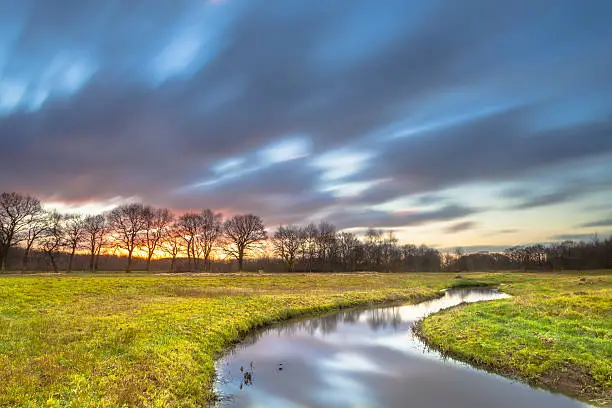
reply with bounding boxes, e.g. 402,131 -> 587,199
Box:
0,191 -> 442,272
442,237 -> 612,272
1,191 -> 610,272
0,192 -> 266,272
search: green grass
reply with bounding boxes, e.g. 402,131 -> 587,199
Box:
0,271 -> 609,407
0,272 -> 465,407
418,272 -> 612,406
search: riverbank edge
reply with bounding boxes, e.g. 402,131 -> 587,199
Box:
414,301 -> 610,407
210,289 -> 450,403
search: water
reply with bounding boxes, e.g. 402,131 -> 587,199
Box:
215,288 -> 591,408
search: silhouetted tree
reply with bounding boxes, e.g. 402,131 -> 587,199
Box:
40,211 -> 64,273
381,231 -> 400,272
0,192 -> 42,270
300,223 -> 318,272
177,213 -> 199,270
337,232 -> 361,271
107,203 -> 149,272
176,209 -> 222,271
160,224 -> 184,272
21,208 -> 48,271
365,228 -> 384,270
83,214 -> 106,272
224,214 -> 267,271
196,209 -> 223,272
272,225 -> 304,272
316,221 -> 337,271
63,214 -> 86,272
143,207 -> 174,271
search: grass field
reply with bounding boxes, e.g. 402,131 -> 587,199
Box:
0,272 -> 461,407
418,271 -> 612,406
0,271 -> 609,407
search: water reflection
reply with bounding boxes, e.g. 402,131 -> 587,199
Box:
262,307 -> 404,338
215,288 -> 591,408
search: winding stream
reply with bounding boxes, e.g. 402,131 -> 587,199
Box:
215,288 -> 591,407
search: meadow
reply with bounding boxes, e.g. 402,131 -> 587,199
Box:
0,271 -> 609,406
419,272 -> 612,406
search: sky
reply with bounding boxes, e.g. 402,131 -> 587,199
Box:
1,0 -> 612,251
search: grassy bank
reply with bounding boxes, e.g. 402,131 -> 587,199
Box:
0,272 -> 469,407
1,272 -> 609,406
418,272 -> 612,406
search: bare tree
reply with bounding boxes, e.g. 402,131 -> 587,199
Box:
381,231 -> 400,272
365,228 -> 383,270
272,225 -> 304,272
63,214 -> 86,272
40,211 -> 64,273
177,213 -> 199,270
300,223 -> 319,272
0,192 -> 42,270
177,210 -> 222,271
316,221 -> 337,271
83,214 -> 106,272
223,214 -> 267,271
142,208 -> 174,271
94,229 -> 107,271
197,209 -> 223,271
337,231 -> 360,271
160,224 -> 184,273
21,208 -> 48,271
107,203 -> 149,272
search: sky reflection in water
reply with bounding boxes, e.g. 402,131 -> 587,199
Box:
215,288 -> 590,408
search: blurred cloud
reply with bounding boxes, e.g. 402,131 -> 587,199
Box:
580,218 -> 612,228
551,233 -> 601,242
444,221 -> 477,234
1,0 -> 612,245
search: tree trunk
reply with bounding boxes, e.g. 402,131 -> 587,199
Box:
289,257 -> 295,272
186,241 -> 192,271
191,247 -> 199,271
21,245 -> 32,272
146,254 -> 153,272
89,251 -> 95,272
68,247 -> 76,272
170,256 -> 176,273
126,249 -> 133,272
47,252 -> 58,273
238,248 -> 244,271
0,246 -> 8,271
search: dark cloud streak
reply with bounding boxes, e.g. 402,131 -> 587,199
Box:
444,221 -> 477,234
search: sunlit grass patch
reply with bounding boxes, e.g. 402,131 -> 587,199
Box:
0,272 -> 459,406
419,272 -> 612,405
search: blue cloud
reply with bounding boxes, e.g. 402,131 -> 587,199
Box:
1,0 -> 612,239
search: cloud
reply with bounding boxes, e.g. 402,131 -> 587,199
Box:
326,204 -> 477,229
444,221 -> 477,234
364,111 -> 612,196
513,191 -> 576,210
439,245 -> 511,253
580,218 -> 612,228
0,0 -> 611,238
502,172 -> 612,210
550,233 -> 601,242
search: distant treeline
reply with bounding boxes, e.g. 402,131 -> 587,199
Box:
1,192 -> 611,272
452,239 -> 612,272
